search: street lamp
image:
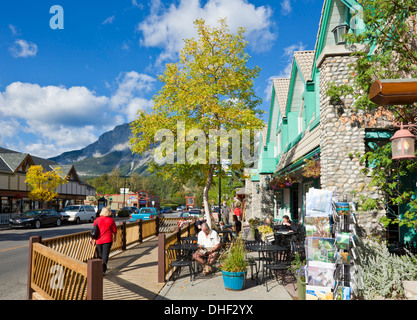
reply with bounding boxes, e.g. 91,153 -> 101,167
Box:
332,20 -> 350,45
391,123 -> 416,160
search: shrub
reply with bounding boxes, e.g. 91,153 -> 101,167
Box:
356,238 -> 417,299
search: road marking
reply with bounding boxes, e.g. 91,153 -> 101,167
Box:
0,244 -> 29,253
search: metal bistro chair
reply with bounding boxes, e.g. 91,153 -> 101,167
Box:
167,244 -> 195,285
245,241 -> 271,284
263,247 -> 291,292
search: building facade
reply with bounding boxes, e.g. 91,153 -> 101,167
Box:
244,0 -> 402,241
0,147 -> 96,221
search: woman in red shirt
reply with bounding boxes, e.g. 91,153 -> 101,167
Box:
233,205 -> 242,221
90,207 -> 117,275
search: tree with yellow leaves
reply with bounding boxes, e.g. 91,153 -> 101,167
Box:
25,165 -> 68,202
130,19 -> 264,226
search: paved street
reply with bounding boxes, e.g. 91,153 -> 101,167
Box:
0,222 -> 102,300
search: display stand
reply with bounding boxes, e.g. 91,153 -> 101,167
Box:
304,188 -> 360,300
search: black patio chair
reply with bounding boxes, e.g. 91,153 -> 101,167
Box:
263,248 -> 291,292
245,240 -> 271,284
166,246 -> 195,285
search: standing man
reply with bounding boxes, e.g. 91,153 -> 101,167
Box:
192,223 -> 221,275
221,202 -> 230,225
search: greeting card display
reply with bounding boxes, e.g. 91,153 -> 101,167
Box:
307,261 -> 335,288
306,237 -> 336,263
306,285 -> 333,300
305,216 -> 331,238
305,188 -> 333,217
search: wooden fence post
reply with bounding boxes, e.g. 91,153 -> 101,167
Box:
157,233 -> 166,283
155,216 -> 160,236
121,221 -> 127,251
138,219 -> 143,244
87,259 -> 103,300
27,236 -> 42,300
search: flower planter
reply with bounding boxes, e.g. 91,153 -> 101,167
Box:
222,270 -> 247,291
295,275 -> 306,300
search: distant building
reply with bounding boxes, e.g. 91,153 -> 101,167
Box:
97,190 -> 160,211
0,147 -> 96,220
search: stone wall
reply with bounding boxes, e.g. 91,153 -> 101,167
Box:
318,54 -> 386,238
244,174 -> 274,222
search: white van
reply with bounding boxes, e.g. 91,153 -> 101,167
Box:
62,205 -> 96,223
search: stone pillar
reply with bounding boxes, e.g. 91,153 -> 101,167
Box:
318,54 -> 386,239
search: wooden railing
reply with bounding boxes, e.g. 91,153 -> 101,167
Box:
28,236 -> 102,300
28,217 -> 195,300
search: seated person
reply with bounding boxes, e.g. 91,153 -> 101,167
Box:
282,215 -> 298,233
232,214 -> 241,235
192,223 -> 221,275
195,215 -> 206,231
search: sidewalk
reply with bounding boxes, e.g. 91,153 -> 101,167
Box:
103,236 -> 296,300
103,237 -> 165,300
156,269 -> 295,300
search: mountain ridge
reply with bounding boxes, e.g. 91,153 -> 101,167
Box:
48,123 -> 152,176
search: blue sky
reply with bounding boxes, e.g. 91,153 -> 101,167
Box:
0,0 -> 324,159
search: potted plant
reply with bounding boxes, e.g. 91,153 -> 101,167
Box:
290,252 -> 307,300
219,236 -> 249,290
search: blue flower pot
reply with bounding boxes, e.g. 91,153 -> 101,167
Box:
221,270 -> 247,291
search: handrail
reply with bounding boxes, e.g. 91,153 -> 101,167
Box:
29,217 -> 196,300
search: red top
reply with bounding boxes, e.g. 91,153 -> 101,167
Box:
93,216 -> 117,245
234,208 -> 241,217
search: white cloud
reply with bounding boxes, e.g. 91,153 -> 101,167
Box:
0,82 -> 110,156
137,0 -> 277,65
110,71 -> 156,121
9,39 -> 38,58
8,24 -> 18,35
0,71 -> 156,157
102,15 -> 115,24
281,0 -> 292,15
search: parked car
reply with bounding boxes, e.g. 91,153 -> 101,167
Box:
61,205 -> 96,224
129,207 -> 160,221
122,206 -> 139,214
176,205 -> 186,212
160,207 -> 173,213
180,210 -> 201,218
9,209 -> 64,229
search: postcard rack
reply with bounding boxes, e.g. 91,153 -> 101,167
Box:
304,188 -> 360,300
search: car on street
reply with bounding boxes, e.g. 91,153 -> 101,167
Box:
122,206 -> 139,214
160,207 -> 173,213
176,205 -> 186,212
61,205 -> 96,224
129,207 -> 160,221
9,209 -> 64,229
180,210 -> 201,218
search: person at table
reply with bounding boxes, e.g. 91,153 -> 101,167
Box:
282,215 -> 298,233
232,214 -> 241,235
192,223 -> 221,275
195,215 -> 206,231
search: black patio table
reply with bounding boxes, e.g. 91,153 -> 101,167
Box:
244,242 -> 287,283
274,231 -> 298,249
217,229 -> 233,242
168,243 -> 199,258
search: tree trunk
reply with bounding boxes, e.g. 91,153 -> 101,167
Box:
203,164 -> 216,229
